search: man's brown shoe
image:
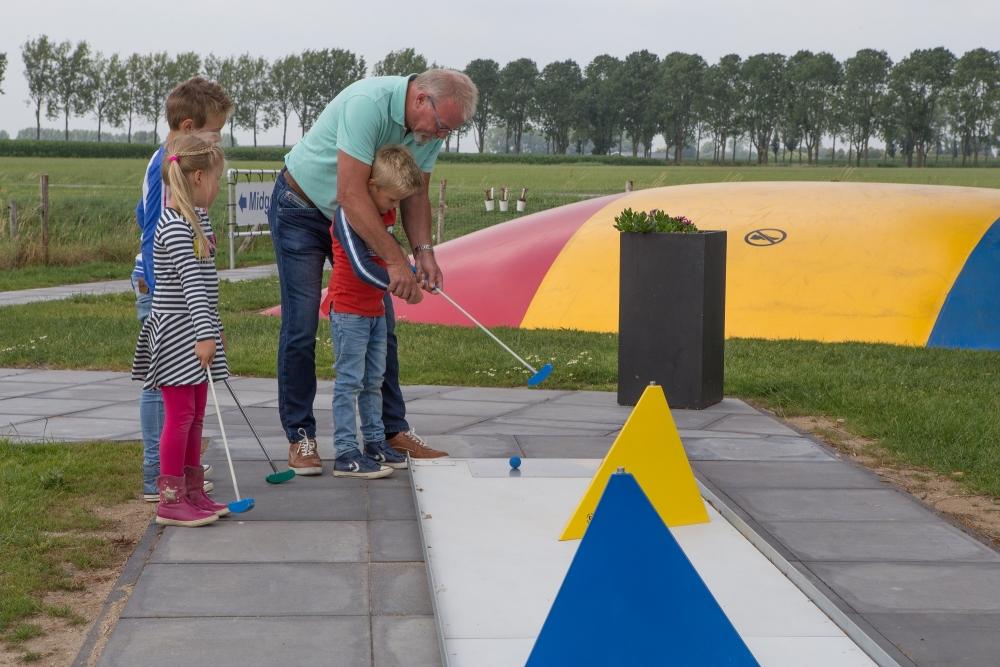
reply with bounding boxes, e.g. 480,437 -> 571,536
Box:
387,429 -> 448,459
289,428 -> 323,475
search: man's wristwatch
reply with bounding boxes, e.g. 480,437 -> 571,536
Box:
413,244 -> 434,254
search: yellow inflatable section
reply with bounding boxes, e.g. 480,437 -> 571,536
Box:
521,182 -> 1000,346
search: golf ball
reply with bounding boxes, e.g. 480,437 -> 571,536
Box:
509,456 -> 522,469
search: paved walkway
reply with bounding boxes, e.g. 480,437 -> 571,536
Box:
0,264 -> 277,307
0,369 -> 997,667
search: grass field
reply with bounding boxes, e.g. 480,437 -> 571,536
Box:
4,156 -> 1000,288
0,440 -> 143,652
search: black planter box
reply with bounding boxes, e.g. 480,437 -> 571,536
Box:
617,230 -> 727,409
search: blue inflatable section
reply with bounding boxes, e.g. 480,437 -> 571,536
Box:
928,218 -> 1000,350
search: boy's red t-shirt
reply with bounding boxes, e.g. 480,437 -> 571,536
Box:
324,209 -> 395,317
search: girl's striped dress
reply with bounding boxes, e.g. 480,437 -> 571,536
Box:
132,207 -> 228,389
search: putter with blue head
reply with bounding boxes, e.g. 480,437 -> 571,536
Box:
206,370 -> 255,513
223,379 -> 295,484
431,286 -> 553,387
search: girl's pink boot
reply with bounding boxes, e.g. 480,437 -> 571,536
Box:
155,475 -> 218,527
184,465 -> 230,517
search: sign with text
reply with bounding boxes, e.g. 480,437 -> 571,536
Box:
233,180 -> 273,228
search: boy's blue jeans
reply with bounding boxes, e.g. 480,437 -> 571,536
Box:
133,280 -> 163,494
330,311 -> 387,457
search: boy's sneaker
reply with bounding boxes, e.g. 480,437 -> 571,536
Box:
364,440 -> 408,469
387,429 -> 448,459
333,450 -> 394,479
202,463 -> 213,476
289,428 -> 323,475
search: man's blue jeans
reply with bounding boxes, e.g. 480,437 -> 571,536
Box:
268,169 -> 409,442
133,281 -> 163,494
330,312 -> 387,457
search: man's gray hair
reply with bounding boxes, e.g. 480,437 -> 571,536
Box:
413,69 -> 478,122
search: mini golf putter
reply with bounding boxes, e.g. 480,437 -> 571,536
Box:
206,370 -> 255,513
432,286 -> 554,387
223,379 -> 295,484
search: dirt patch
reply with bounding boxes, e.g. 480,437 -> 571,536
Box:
0,500 -> 153,667
784,414 -> 1000,548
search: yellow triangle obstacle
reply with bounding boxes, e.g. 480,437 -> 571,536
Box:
559,384 -> 708,540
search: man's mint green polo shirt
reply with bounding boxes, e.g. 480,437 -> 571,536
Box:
284,75 -> 443,221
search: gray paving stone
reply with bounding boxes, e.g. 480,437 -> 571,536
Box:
808,562 -> 1000,613
415,434 -> 520,457
456,421 -> 613,437
683,436 -> 834,462
124,563 -> 368,616
516,435 -> 615,458
406,397 -> 527,418
693,461 -> 887,489
706,413 -> 801,436
494,416 -> 620,431
725,488 -> 937,522
863,612 -> 1000,667
369,485 -> 417,520
371,563 -> 433,615
0,416 -> 138,441
202,435 -> 292,461
672,411 -> 731,430
0,413 -> 39,426
677,429 -> 760,439
29,383 -> 141,402
202,462 -> 367,521
511,403 -> 635,425
696,398 -> 762,415
0,396 -> 116,415
98,616 -> 372,667
401,385 -> 454,400
436,386 -> 566,403
372,616 -> 442,667
224,376 -> 280,392
207,388 -> 279,408
0,369 -> 33,378
370,520 -> 423,562
763,520 -> 1000,562
0,381 -> 69,399
548,390 -> 619,407
71,404 -> 141,420
409,413 -> 491,434
152,521 -> 368,563
6,369 -> 123,384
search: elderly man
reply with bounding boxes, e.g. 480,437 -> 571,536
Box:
267,68 -> 478,475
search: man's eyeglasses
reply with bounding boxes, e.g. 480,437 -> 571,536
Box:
426,96 -> 452,137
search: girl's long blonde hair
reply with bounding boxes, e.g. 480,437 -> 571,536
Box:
162,132 -> 225,258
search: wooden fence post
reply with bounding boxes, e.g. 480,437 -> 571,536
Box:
436,180 -> 447,244
7,201 -> 17,241
40,174 -> 50,265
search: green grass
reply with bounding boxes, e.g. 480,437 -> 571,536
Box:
0,276 -> 997,496
4,157 -> 1000,288
0,440 -> 143,646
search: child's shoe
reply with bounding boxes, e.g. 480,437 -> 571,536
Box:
184,465 -> 230,517
364,440 -> 408,469
155,475 -> 218,527
333,450 -> 394,479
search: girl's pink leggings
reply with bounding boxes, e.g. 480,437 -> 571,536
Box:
159,383 -> 207,477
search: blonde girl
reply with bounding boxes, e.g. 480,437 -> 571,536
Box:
132,132 -> 230,527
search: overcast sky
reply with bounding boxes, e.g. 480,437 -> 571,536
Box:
3,0 -> 999,146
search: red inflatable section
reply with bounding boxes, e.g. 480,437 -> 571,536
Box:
392,194 -> 623,328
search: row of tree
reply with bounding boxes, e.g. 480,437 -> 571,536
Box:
9,38 -> 1000,166
472,48 -> 1000,167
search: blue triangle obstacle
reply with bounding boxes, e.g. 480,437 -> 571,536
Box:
526,472 -> 759,666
